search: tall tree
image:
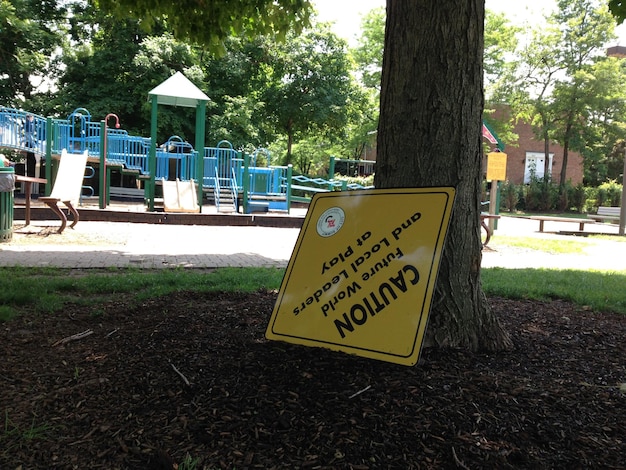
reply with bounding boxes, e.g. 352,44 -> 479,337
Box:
262,26 -> 355,165
53,13 -> 153,128
511,0 -> 616,187
375,1 -> 511,350
0,0 -> 68,108
483,10 -> 521,103
352,7 -> 385,91
348,8 -> 384,161
483,10 -> 523,150
516,24 -> 565,181
576,57 -> 626,185
549,0 -> 615,188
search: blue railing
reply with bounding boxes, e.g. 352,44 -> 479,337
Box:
107,134 -> 151,173
0,108 -> 47,155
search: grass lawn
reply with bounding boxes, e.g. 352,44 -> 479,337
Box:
1,264 -> 625,322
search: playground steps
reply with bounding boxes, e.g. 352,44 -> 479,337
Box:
214,186 -> 237,213
109,187 -> 144,200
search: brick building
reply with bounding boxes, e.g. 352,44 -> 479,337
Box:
484,117 -> 584,186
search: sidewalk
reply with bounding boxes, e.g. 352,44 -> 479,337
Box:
1,221 -> 302,269
1,213 -> 624,271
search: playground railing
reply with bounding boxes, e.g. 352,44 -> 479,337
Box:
106,135 -> 151,174
4,106 -> 375,212
286,175 -> 345,203
201,146 -> 243,189
0,108 -> 47,156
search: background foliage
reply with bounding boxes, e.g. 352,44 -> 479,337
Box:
2,0 -> 626,188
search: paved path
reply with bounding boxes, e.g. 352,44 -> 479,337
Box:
1,214 -> 624,271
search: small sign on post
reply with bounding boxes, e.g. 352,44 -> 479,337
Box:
486,151 -> 507,182
486,151 -> 507,232
266,187 -> 455,366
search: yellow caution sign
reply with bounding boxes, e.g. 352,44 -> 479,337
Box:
266,187 -> 455,366
486,151 -> 507,181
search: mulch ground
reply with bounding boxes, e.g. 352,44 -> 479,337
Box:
1,291 -> 624,469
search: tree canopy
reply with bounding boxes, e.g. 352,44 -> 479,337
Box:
0,0 -> 68,106
93,0 -> 313,52
609,0 -> 626,21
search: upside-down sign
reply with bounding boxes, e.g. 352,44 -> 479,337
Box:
265,187 -> 455,366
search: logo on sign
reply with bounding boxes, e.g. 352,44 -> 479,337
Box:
316,207 -> 345,237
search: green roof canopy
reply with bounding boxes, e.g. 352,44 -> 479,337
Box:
148,71 -> 210,108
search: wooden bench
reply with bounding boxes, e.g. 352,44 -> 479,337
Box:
529,215 -> 595,233
588,206 -> 620,223
39,149 -> 88,233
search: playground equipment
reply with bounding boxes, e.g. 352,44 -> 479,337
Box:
162,179 -> 200,213
0,105 -> 374,214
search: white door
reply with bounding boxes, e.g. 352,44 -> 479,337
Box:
524,151 -> 553,183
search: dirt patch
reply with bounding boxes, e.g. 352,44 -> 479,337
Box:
10,223 -> 129,246
1,292 -> 624,469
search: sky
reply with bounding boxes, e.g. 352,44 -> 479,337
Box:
312,0 -> 626,47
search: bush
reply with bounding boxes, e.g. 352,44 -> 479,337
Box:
524,175 -> 557,211
598,180 -> 622,207
332,174 -> 374,188
499,180 -> 519,212
570,183 -> 587,214
596,186 -> 607,207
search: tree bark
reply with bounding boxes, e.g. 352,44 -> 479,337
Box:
560,121 -> 572,188
543,123 -> 551,180
376,0 -> 512,351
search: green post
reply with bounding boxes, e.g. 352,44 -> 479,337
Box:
328,156 -> 335,180
194,101 -> 206,212
242,153 -> 250,214
286,164 -> 293,214
107,166 -> 112,205
495,181 -> 502,230
99,121 -> 106,209
45,118 -> 52,196
148,96 -> 158,211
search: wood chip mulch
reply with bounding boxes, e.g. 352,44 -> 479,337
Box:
1,291 -> 624,469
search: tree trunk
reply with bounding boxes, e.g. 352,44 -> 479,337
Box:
543,126 -> 551,180
560,122 -> 572,188
375,0 -> 512,351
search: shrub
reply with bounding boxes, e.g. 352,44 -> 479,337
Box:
570,183 -> 587,214
525,175 -> 557,211
598,180 -> 623,207
332,174 -> 374,188
499,180 -> 519,212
